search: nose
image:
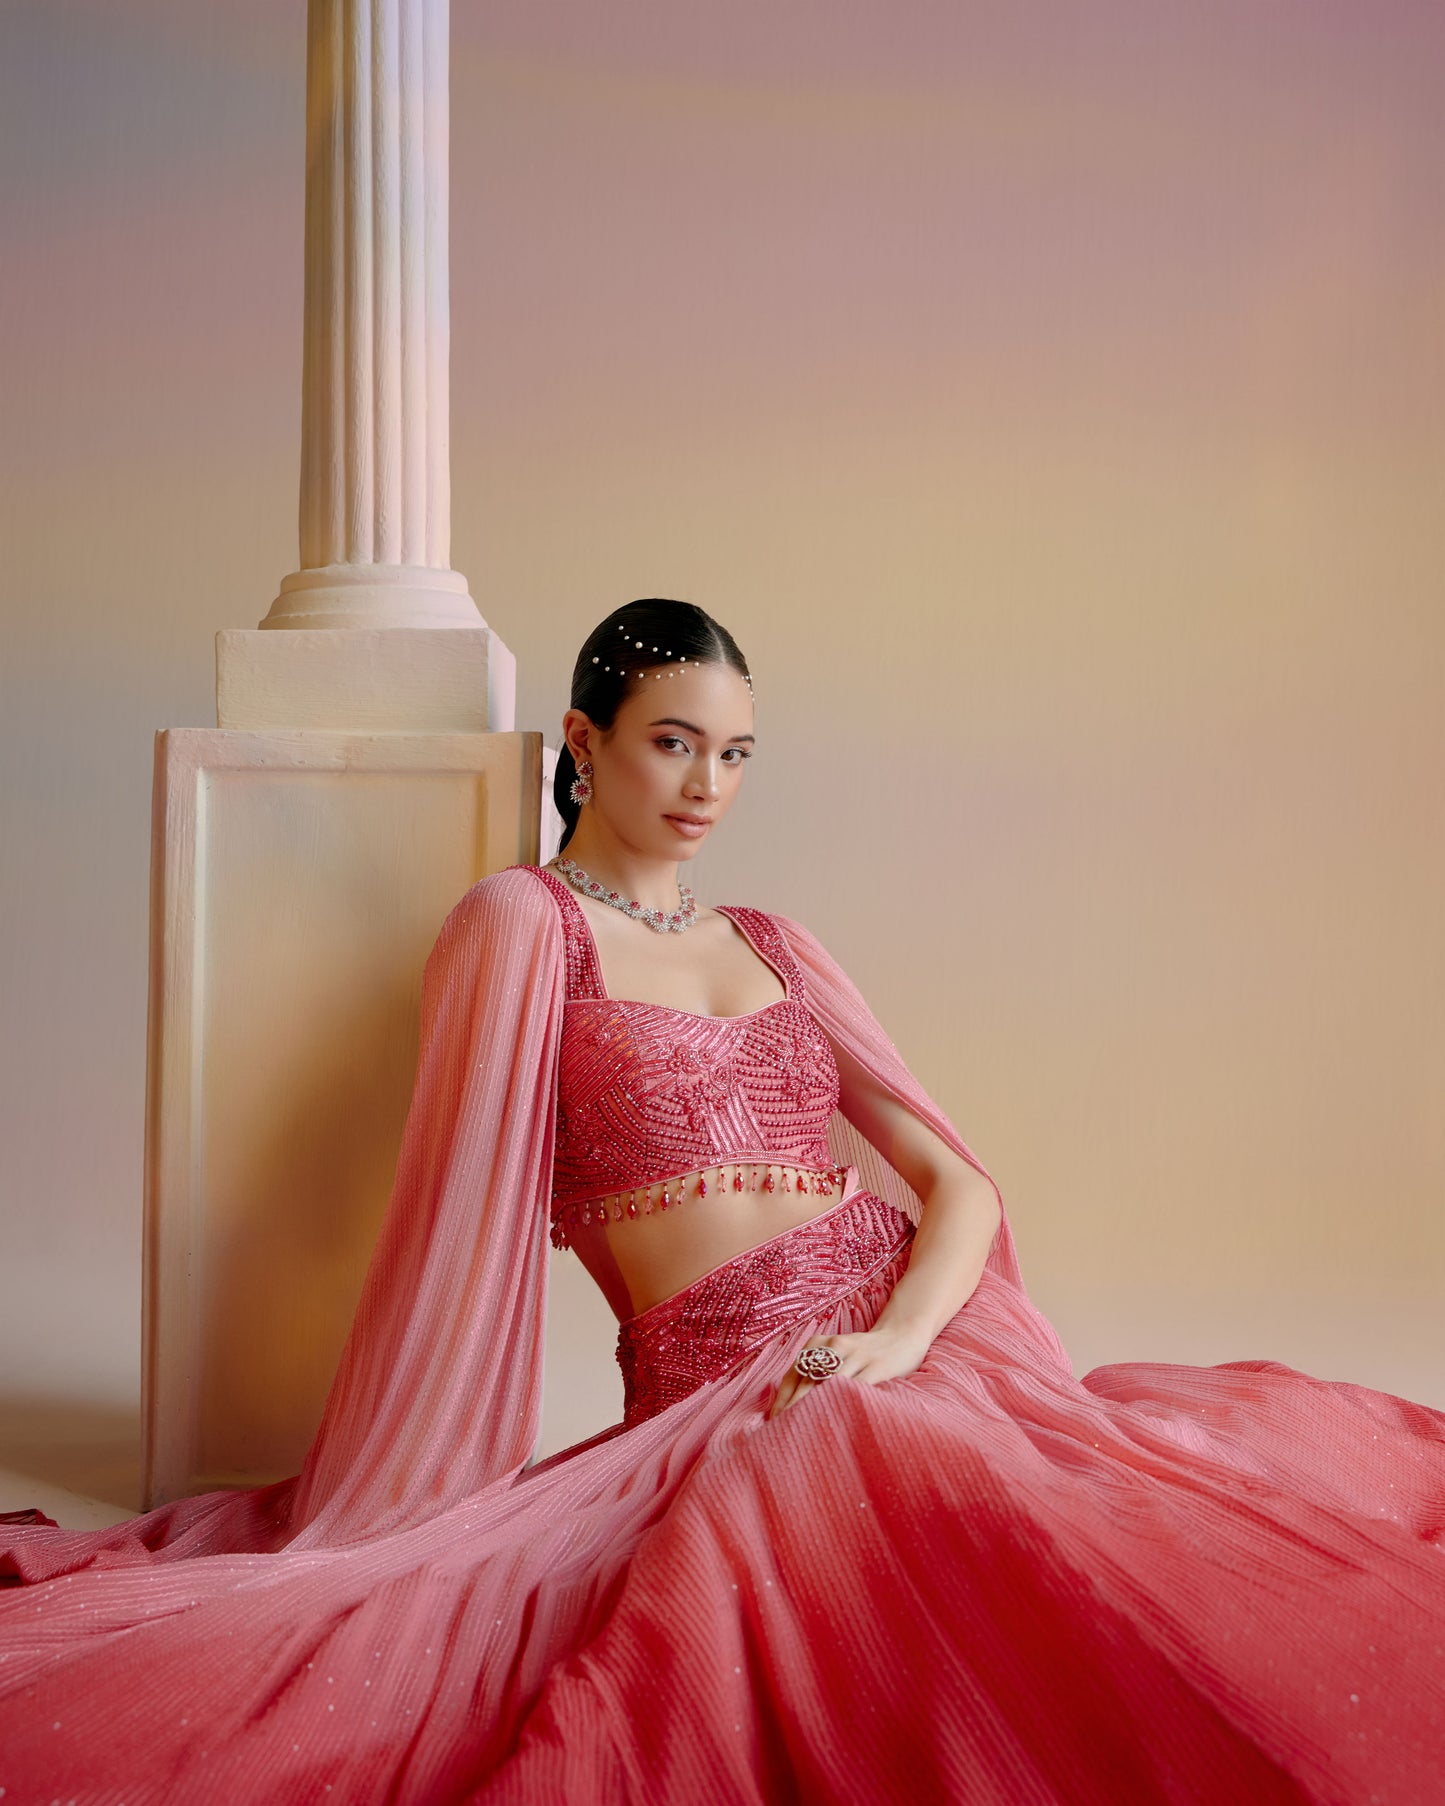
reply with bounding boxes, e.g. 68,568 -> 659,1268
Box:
685,758 -> 721,801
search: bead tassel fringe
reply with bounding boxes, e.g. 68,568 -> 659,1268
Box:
549,1163 -> 848,1251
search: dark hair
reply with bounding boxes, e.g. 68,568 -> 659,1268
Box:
554,599 -> 751,854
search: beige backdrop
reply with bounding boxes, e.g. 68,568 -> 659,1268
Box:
2,1 -> 1441,1518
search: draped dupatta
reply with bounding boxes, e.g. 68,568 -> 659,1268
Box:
287,872 -> 1041,1542
287,868 -> 569,1544
770,911 -> 1022,1279
5,866 -> 1038,1572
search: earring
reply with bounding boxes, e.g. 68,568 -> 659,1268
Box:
569,758 -> 593,806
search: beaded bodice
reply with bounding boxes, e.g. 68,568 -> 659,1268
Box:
512,866 -> 842,1245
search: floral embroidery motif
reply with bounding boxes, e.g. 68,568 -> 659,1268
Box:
775,1023 -> 837,1109
555,1096 -> 610,1169
735,1241 -> 793,1305
653,1039 -> 737,1132
616,1191 -> 915,1427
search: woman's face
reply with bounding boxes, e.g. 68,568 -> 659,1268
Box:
563,659 -> 755,861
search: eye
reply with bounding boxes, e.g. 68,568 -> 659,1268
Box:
655,735 -> 753,763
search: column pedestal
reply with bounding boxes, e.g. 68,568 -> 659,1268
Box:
145,0 -> 543,1502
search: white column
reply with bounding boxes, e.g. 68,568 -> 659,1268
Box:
154,0 -> 534,1502
263,0 -> 479,630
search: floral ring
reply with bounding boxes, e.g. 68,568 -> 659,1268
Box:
794,1345 -> 842,1382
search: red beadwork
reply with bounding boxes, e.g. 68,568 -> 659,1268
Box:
535,871 -> 841,1232
528,868 -> 852,1258
552,1160 -> 848,1249
616,1190 -> 914,1428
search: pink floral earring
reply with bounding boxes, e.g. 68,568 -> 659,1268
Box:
569,758 -> 593,806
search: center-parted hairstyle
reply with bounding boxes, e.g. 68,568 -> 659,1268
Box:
554,599 -> 752,853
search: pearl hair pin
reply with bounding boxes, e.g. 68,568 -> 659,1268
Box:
590,625 -> 754,696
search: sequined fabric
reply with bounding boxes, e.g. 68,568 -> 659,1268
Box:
616,1186 -> 914,1428
524,864 -> 842,1243
4,867 -> 1445,1806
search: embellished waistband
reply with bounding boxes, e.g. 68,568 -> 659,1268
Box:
614,1183 -> 915,1429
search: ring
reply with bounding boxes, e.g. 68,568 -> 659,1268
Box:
794,1345 -> 842,1382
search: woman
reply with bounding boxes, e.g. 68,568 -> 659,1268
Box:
2,597 -> 1443,1805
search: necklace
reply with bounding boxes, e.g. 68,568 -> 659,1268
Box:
549,854 -> 699,934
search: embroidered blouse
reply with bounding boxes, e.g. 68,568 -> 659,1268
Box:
513,865 -> 844,1249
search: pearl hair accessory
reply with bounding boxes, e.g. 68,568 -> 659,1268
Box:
590,623 -> 755,698
551,854 -> 698,934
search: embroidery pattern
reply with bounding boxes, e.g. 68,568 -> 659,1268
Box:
616,1190 -> 915,1427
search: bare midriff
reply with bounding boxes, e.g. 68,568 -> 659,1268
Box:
562,1160 -> 850,1322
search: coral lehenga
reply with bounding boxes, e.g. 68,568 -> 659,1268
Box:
2,864 -> 1444,1805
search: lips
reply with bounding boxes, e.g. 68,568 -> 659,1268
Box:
666,814 -> 712,826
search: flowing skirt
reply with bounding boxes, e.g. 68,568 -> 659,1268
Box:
2,1171 -> 1444,1804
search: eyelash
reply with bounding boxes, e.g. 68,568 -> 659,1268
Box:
657,736 -> 752,763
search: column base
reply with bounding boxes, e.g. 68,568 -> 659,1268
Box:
143,725 -> 543,1500
263,562 -> 483,630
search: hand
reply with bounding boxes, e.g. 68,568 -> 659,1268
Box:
766,1325 -> 932,1420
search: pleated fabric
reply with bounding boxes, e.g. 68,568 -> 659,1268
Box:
1,868 -> 1443,1804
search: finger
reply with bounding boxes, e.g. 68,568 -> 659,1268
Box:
770,1371 -> 810,1419
772,1344 -> 817,1416
777,1377 -> 813,1416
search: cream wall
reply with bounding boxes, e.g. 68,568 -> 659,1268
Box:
2,1 -> 1441,1511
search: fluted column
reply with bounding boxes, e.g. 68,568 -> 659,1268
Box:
155,0 -> 531,1499
263,0 -> 479,629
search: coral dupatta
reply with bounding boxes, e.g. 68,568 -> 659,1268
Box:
287,874 -> 1044,1544
3,866 -> 1036,1572
286,867 -> 568,1545
771,911 -> 1044,1307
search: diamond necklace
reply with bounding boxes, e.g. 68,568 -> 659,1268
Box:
550,854 -> 699,934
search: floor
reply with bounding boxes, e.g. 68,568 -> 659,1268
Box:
1,1398 -> 140,1529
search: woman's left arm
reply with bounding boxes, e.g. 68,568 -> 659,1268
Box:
768,1037 -> 1002,1419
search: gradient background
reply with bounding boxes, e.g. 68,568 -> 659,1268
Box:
2,0 -> 1442,1515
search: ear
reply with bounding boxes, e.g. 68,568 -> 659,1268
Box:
560,707 -> 593,763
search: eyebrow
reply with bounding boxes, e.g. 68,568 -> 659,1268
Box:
648,717 -> 756,745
